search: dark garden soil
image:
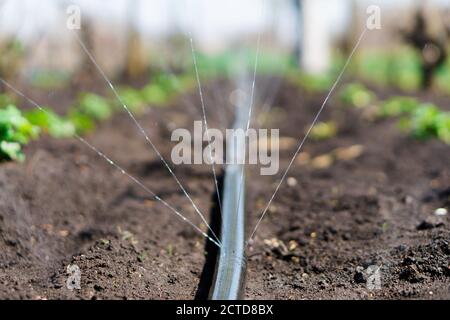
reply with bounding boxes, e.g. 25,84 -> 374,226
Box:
0,79 -> 449,299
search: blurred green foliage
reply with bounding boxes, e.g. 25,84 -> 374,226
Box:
1,46 -> 448,164
0,105 -> 40,161
25,108 -> 75,138
355,47 -> 450,92
400,104 -> 450,143
288,55 -> 346,92
74,93 -> 113,121
291,72 -> 334,92
0,70 -> 199,162
310,121 -> 338,141
337,84 -> 449,145
117,87 -> 147,112
195,50 -> 294,78
378,96 -> 420,118
340,83 -> 376,108
68,110 -> 95,135
29,71 -> 71,89
141,84 -> 169,105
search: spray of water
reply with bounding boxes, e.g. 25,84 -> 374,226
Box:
235,0 -> 266,226
187,31 -> 224,218
72,31 -> 221,245
248,27 -> 368,245
0,77 -> 221,248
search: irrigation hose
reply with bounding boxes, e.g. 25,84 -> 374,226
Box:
210,98 -> 249,300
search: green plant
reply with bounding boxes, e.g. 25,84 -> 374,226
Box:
25,108 -> 75,138
356,48 -> 422,91
195,52 -> 238,77
141,73 -> 192,106
75,93 -> 112,121
117,87 -> 146,113
68,110 -> 95,135
340,83 -> 375,108
399,103 -> 450,144
436,112 -> 450,144
0,105 -> 39,161
409,103 -> 440,139
287,71 -> 334,93
152,73 -> 182,94
378,96 -> 420,118
141,83 -> 170,105
310,121 -> 338,141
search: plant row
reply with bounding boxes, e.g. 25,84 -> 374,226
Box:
340,83 -> 450,144
0,73 -> 194,161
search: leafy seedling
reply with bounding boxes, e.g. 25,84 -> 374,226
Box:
340,83 -> 375,108
25,108 -> 75,138
141,83 -> 170,105
310,121 -> 337,141
0,105 -> 39,161
408,103 -> 440,140
75,93 -> 112,121
117,87 -> 146,113
0,141 -> 24,162
68,110 -> 95,135
399,103 -> 450,144
435,113 -> 450,144
378,96 -> 420,118
152,73 -> 182,93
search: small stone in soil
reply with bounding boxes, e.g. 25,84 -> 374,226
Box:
311,154 -> 333,169
268,205 -> 277,214
404,195 -> 415,204
434,208 -> 447,216
287,177 -> 298,187
334,144 -> 364,161
288,240 -> 298,251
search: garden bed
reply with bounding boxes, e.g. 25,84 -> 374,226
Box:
0,79 -> 449,299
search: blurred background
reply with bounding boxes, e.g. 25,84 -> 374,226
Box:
0,0 -> 448,90
0,0 -> 449,160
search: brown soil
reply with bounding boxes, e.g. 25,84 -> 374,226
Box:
0,79 -> 449,300
246,81 -> 450,299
